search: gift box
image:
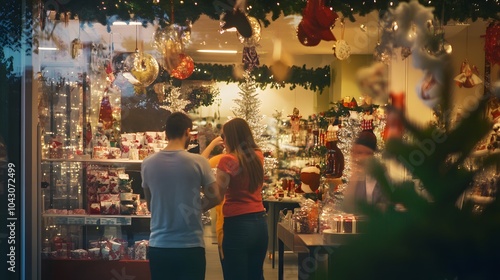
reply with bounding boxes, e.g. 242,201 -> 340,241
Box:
70,249 -> 89,260
134,240 -> 149,260
93,146 -> 109,159
99,194 -> 120,215
88,247 -> 101,260
108,147 -> 121,159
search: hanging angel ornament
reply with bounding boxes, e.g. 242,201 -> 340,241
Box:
454,60 -> 483,88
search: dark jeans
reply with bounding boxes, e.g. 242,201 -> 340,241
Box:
149,246 -> 206,280
222,211 -> 268,280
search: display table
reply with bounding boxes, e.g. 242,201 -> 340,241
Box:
42,259 -> 151,280
277,223 -> 344,280
263,199 -> 301,268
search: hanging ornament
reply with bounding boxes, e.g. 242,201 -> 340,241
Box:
237,16 -> 261,47
123,51 -> 160,90
152,23 -> 191,73
417,72 -> 442,109
242,46 -> 260,71
105,61 -> 115,83
454,59 -> 483,88
170,53 -> 194,80
401,47 -> 412,60
373,42 -> 391,64
297,23 -> 321,46
333,18 -> 350,60
297,0 -> 338,46
220,8 -> 252,38
71,38 -> 82,59
334,40 -> 351,60
485,21 -> 500,65
99,95 -> 114,130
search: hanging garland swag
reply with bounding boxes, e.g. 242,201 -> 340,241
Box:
189,63 -> 331,93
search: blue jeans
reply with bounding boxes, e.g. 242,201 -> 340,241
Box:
149,246 -> 205,280
222,211 -> 268,280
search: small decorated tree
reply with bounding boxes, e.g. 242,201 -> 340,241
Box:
332,1 -> 500,279
232,71 -> 267,147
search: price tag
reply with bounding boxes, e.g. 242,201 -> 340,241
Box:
116,217 -> 132,225
54,217 -> 68,224
99,218 -> 117,225
85,217 -> 99,225
67,217 -> 85,225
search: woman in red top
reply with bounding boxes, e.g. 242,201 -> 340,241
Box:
203,118 -> 268,280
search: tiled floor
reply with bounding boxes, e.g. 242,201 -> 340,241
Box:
203,226 -> 298,280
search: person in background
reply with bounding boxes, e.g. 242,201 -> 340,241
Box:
141,112 -> 222,280
202,118 -> 268,280
342,130 -> 388,214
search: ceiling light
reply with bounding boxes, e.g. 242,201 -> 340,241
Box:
38,47 -> 58,51
196,50 -> 238,54
112,21 -> 143,26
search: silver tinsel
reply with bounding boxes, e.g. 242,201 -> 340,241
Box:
231,71 -> 267,147
160,86 -> 191,113
333,114 -> 362,208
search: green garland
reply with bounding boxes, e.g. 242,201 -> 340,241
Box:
308,101 -> 380,129
52,0 -> 499,27
184,85 -> 219,112
189,63 -> 331,93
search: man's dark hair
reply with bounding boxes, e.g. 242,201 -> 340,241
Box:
165,112 -> 192,140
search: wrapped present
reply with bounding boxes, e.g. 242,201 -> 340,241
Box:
89,203 -> 101,214
44,209 -> 58,214
108,147 -> 121,159
145,132 -> 156,144
134,240 -> 149,260
120,140 -> 131,158
108,176 -> 119,194
139,148 -> 149,160
129,148 -> 139,160
93,146 -> 109,160
70,249 -> 89,260
101,247 -> 111,260
99,194 -> 120,215
68,209 -> 86,215
88,247 -> 101,260
120,203 -> 135,215
49,136 -> 64,159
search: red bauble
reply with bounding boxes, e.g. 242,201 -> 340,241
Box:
170,54 -> 194,80
485,21 -> 500,65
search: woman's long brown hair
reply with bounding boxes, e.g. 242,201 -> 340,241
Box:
222,118 -> 263,193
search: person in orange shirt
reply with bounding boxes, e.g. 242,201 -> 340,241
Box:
202,118 -> 267,280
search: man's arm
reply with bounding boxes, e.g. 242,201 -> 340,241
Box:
143,187 -> 152,212
201,169 -> 230,212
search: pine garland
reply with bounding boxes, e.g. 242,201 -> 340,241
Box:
190,63 -> 331,93
51,1 -> 499,27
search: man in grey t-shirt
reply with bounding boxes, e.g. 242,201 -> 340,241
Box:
141,112 -> 222,280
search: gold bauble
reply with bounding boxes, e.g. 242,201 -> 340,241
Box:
124,52 -> 159,89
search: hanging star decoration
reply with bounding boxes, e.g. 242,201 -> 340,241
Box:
159,86 -> 191,113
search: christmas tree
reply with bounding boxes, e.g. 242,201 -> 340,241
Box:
330,1 -> 500,279
232,71 -> 267,147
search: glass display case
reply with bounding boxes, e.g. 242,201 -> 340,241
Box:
36,22 -> 152,280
